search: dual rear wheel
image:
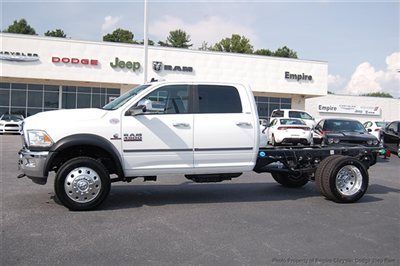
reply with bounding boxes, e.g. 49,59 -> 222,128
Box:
272,155 -> 369,203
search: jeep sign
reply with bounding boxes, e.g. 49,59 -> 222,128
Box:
110,57 -> 141,71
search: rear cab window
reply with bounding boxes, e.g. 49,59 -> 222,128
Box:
289,111 -> 313,120
197,85 -> 242,113
280,119 -> 306,125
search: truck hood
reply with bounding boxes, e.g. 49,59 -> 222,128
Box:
24,108 -> 109,128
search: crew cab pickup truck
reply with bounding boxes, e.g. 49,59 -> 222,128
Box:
18,81 -> 379,210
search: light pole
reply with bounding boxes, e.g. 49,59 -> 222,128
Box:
143,0 -> 149,83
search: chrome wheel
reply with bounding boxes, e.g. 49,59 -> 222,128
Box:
335,165 -> 363,196
64,167 -> 102,203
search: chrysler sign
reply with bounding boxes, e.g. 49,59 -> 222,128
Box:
318,104 -> 381,116
0,51 -> 39,62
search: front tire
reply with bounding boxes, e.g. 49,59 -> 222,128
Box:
271,172 -> 309,188
54,157 -> 111,211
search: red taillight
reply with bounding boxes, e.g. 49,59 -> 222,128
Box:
277,126 -> 286,130
374,128 -> 380,131
303,127 -> 310,131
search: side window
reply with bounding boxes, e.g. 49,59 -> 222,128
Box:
289,111 -> 313,120
140,85 -> 189,114
197,85 -> 242,113
363,121 -> 372,128
388,122 -> 399,132
271,110 -> 284,117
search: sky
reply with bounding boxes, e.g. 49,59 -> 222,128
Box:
1,0 -> 399,97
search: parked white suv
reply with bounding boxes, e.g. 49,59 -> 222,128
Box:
270,109 -> 316,129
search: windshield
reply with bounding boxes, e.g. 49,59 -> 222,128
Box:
1,114 -> 24,121
280,119 -> 305,125
102,84 -> 151,110
324,120 -> 366,132
375,122 -> 388,128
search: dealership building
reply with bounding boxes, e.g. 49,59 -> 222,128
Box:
1,33 -> 399,122
1,33 -> 328,119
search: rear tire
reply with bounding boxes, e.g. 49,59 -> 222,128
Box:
54,157 -> 111,211
320,156 -> 369,203
271,172 -> 309,188
315,155 -> 343,197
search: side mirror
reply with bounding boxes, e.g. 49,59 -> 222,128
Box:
125,99 -> 153,116
367,128 -> 372,132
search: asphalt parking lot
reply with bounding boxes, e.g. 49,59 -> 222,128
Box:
1,134 -> 399,265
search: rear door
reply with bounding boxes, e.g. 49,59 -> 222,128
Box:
193,84 -> 256,173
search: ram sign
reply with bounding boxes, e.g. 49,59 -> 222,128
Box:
318,104 -> 381,116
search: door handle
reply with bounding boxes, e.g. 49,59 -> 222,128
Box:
173,123 -> 190,128
236,122 -> 252,127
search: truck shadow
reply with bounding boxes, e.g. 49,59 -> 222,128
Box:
98,182 -> 393,211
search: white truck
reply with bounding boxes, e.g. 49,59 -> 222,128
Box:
18,81 -> 379,210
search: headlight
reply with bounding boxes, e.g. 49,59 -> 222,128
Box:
372,140 -> 378,146
327,138 -> 339,144
366,140 -> 373,145
27,130 -> 53,148
0,122 -> 4,126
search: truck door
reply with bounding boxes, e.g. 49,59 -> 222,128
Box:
121,84 -> 194,176
193,84 -> 257,173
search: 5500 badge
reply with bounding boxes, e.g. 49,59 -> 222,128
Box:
124,133 -> 142,141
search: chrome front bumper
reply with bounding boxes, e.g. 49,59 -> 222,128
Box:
18,148 -> 49,185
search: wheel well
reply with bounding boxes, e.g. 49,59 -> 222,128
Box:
49,145 -> 120,176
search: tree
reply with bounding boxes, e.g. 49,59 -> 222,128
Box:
139,39 -> 155,46
166,29 -> 192,48
3,19 -> 36,35
45,29 -> 66,38
157,40 -> 169,47
198,41 -> 212,51
212,34 -> 253,54
362,92 -> 393,98
273,46 -> 298,59
254,49 -> 273,56
103,28 -> 136,44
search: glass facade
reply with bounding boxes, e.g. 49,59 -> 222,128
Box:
254,96 -> 292,120
0,81 -> 290,119
0,82 -> 120,117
